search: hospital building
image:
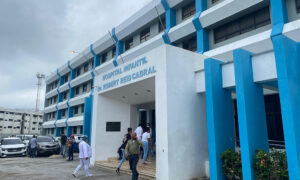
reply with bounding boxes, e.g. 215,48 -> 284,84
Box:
42,0 -> 300,179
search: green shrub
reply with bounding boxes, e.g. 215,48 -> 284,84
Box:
270,148 -> 288,179
254,149 -> 271,180
253,148 -> 289,180
221,149 -> 243,180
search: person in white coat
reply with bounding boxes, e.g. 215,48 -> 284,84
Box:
72,136 -> 92,177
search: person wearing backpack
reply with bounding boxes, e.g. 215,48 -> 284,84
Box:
116,127 -> 132,174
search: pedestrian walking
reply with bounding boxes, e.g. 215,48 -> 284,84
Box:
60,133 -> 67,158
116,127 -> 132,174
72,136 -> 92,177
134,124 -> 143,140
29,135 -> 37,158
142,128 -> 152,164
134,124 -> 143,158
67,134 -> 75,161
125,132 -> 144,180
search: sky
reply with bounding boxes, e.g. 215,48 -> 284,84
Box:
0,0 -> 152,111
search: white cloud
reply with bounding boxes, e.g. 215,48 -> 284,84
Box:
0,0 -> 152,110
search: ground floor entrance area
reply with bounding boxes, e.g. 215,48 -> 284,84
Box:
91,45 -> 209,180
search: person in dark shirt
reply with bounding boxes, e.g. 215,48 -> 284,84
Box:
61,133 -> 67,158
116,128 -> 132,174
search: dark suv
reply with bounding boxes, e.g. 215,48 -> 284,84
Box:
32,136 -> 60,156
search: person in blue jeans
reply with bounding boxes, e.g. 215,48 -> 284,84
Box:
125,133 -> 144,180
60,133 -> 67,158
29,135 -> 37,158
142,128 -> 151,164
116,128 -> 132,174
68,134 -> 75,161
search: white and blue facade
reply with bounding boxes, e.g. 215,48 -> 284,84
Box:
43,0 -> 300,179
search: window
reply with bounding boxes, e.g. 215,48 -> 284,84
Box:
54,96 -> 57,103
159,17 -> 166,32
9,119 -> 13,121
81,104 -> 84,113
74,106 -> 78,114
63,91 -> 67,100
297,0 -> 300,13
63,75 -> 68,83
73,127 -> 77,134
102,53 -> 107,63
51,128 -> 54,134
125,38 -> 134,51
75,87 -> 80,95
183,36 -> 197,52
212,0 -> 219,4
17,126 -> 20,129
52,112 -> 56,118
82,83 -> 87,92
32,128 -> 35,130
80,126 -> 83,134
0,126 -> 2,128
0,118 -> 3,121
91,59 -> 94,68
140,28 -> 150,43
182,2 -> 196,20
90,81 -> 93,90
214,7 -> 271,44
33,122 -> 37,124
112,46 -> 116,57
84,63 -> 89,72
62,109 -> 66,117
8,126 -> 12,129
76,68 -> 81,76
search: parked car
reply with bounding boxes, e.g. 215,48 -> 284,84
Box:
32,136 -> 60,156
0,138 -> 27,157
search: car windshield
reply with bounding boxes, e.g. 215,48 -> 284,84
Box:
2,139 -> 23,145
25,136 -> 32,140
37,137 -> 53,143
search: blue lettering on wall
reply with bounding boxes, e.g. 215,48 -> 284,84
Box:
98,57 -> 156,92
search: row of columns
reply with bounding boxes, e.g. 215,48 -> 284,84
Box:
203,0 -> 300,179
205,36 -> 300,179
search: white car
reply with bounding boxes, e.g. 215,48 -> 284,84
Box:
0,138 -> 27,157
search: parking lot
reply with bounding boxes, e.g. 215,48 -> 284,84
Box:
0,155 -> 136,180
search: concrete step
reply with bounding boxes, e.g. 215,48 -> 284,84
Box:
95,157 -> 156,180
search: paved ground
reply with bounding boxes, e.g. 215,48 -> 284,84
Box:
0,154 -> 137,180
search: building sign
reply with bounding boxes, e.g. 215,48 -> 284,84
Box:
98,57 -> 156,92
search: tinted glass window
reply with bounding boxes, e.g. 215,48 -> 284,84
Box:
159,17 -> 166,32
214,7 -> 271,44
125,38 -> 134,51
140,28 -> 150,43
297,0 -> 300,13
182,2 -> 196,20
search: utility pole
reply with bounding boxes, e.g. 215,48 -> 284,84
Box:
36,73 -> 45,112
